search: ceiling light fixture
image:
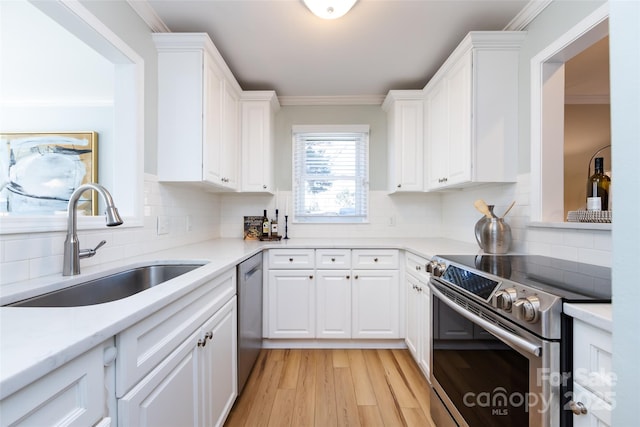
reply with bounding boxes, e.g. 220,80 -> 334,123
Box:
302,0 -> 358,20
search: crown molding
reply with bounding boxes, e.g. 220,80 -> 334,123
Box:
278,95 -> 386,106
127,0 -> 170,32
504,0 -> 553,31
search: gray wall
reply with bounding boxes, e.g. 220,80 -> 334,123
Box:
274,105 -> 388,191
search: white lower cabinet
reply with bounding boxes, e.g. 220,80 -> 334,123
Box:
266,248 -> 400,340
404,253 -> 431,378
119,297 -> 237,427
352,269 -> 400,338
0,341 -> 114,427
267,269 -> 315,338
316,270 -> 351,338
570,319 -> 613,427
117,269 -> 237,427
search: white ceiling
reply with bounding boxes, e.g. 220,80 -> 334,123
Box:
136,0 -> 533,102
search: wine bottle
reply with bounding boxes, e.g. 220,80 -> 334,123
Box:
586,157 -> 610,211
262,210 -> 270,237
271,209 -> 279,237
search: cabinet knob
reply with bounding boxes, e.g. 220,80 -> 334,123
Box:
289,258 -> 294,262
346,275 -> 350,279
331,258 -> 336,262
397,184 -> 402,188
416,265 -> 421,271
309,275 -> 314,279
374,258 -> 379,262
263,185 -> 267,189
569,401 -> 588,416
354,275 -> 359,279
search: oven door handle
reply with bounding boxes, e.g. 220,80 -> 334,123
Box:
430,284 -> 542,358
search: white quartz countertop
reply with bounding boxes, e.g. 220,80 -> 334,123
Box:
0,237 -> 477,399
564,303 -> 612,332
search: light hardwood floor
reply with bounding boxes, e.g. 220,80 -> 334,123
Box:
224,349 -> 437,427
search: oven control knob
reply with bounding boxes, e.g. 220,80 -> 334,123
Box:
513,296 -> 540,323
433,262 -> 447,277
494,288 -> 518,312
426,260 -> 438,274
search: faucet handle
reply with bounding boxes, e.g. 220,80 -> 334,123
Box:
79,240 -> 107,259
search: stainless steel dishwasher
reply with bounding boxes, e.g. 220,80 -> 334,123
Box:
236,252 -> 263,393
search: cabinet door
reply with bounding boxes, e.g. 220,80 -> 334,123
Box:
241,100 -> 273,192
425,79 -> 449,189
0,344 -> 107,427
316,270 -> 351,338
390,100 -> 424,192
352,270 -> 400,338
572,382 -> 612,427
268,270 -> 315,338
445,52 -> 472,186
221,82 -> 239,189
119,333 -> 200,427
418,284 -> 431,378
200,298 -> 237,427
203,54 -> 224,185
405,274 -> 421,359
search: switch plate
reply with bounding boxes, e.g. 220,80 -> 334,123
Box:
157,216 -> 169,235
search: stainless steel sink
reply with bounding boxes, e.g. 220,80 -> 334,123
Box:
6,263 -> 206,307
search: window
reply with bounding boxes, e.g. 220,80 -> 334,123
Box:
293,125 -> 369,223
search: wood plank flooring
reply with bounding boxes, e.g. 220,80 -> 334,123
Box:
224,349 -> 437,427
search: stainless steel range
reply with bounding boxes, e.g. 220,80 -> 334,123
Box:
427,254 -> 611,427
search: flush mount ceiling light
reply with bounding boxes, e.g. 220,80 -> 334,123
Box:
302,0 -> 358,20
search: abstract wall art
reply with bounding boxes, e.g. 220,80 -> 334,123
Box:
0,132 -> 98,216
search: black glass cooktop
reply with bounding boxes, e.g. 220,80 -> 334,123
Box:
435,254 -> 612,302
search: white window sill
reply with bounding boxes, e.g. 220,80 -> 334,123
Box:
528,221 -> 611,231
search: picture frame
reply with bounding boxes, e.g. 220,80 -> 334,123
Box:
0,131 -> 98,216
243,216 -> 263,240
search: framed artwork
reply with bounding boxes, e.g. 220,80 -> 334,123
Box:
0,132 -> 98,216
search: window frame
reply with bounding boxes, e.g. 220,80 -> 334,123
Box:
292,124 -> 369,224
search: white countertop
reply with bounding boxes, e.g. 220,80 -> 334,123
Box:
0,237 -> 477,399
564,303 -> 612,332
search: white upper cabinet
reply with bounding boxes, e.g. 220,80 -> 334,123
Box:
424,31 -> 525,191
240,91 -> 280,193
154,33 -> 241,191
383,90 -> 425,192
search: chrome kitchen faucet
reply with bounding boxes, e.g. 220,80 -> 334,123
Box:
63,183 -> 123,276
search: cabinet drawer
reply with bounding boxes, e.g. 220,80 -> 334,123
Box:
573,319 -> 613,403
352,249 -> 399,269
1,343 -> 106,427
571,382 -> 612,427
116,269 -> 236,397
405,252 -> 430,281
316,249 -> 351,269
268,249 -> 315,269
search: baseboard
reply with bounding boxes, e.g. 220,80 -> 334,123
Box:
262,339 -> 407,349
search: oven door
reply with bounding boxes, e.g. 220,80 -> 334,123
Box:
429,280 -> 560,427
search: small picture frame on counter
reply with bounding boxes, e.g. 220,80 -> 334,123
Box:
243,216 -> 263,240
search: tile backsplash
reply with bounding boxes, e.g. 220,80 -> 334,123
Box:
1,172 -> 612,287
0,175 -> 221,287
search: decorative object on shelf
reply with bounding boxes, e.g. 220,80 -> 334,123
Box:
259,235 -> 282,241
243,216 -> 263,240
0,131 -> 98,215
567,210 -> 612,223
302,0 -> 357,19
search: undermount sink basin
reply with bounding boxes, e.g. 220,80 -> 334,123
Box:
6,263 -> 206,307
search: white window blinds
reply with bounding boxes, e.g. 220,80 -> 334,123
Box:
292,125 -> 369,223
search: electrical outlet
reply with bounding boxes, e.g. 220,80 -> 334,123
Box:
157,216 -> 169,235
